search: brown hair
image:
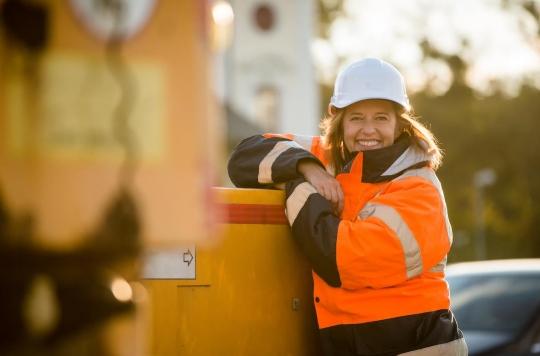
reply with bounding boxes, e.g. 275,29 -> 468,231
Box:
320,102 -> 442,175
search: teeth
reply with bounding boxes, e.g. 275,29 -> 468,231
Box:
358,140 -> 379,147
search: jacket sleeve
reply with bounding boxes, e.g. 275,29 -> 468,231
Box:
285,176 -> 451,290
228,134 -> 324,188
338,178 -> 451,290
285,178 -> 341,287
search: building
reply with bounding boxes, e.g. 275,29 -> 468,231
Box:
216,0 -> 320,149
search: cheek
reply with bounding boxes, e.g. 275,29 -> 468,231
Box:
393,123 -> 400,138
343,121 -> 354,139
389,119 -> 399,139
382,122 -> 398,144
394,119 -> 405,138
342,123 -> 356,150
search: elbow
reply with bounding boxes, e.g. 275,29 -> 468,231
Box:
227,150 -> 259,188
325,275 -> 342,288
227,157 -> 243,187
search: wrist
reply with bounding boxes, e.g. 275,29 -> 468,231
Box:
297,159 -> 319,176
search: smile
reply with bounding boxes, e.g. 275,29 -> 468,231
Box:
355,140 -> 381,149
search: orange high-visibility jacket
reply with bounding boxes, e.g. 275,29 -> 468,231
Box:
228,133 -> 464,354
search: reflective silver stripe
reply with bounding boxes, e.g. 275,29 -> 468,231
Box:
286,182 -> 317,225
359,203 -> 423,278
398,337 -> 468,356
381,146 -> 432,177
394,168 -> 451,274
430,256 -> 447,273
258,140 -> 303,184
292,134 -> 313,151
394,167 -> 453,245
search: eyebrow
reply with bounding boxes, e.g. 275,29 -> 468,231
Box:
348,111 -> 391,115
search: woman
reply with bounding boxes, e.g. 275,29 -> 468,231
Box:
228,58 -> 467,355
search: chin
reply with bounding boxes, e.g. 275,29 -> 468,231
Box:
356,146 -> 382,151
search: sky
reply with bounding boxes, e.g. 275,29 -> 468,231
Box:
313,0 -> 540,96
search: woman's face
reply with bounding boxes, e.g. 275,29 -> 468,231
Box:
342,99 -> 398,152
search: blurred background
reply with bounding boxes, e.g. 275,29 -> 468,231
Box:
1,0 -> 539,355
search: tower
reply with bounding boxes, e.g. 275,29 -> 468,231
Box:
223,0 -> 319,135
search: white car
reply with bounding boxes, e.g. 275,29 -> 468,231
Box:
447,259 -> 540,355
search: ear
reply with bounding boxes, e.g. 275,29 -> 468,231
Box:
327,104 -> 337,116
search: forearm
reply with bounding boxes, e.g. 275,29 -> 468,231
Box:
228,135 -> 323,188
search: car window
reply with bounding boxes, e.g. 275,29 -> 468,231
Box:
447,273 -> 540,335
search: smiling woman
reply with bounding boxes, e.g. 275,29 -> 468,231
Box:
342,100 -> 398,152
228,57 -> 467,355
320,59 -> 442,177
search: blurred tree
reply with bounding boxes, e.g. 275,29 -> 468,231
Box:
317,0 -> 344,38
413,82 -> 540,261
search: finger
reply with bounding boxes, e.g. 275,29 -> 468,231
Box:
324,187 -> 337,209
313,182 -> 325,198
318,185 -> 330,201
337,185 -> 344,213
329,185 -> 339,206
317,183 -> 325,196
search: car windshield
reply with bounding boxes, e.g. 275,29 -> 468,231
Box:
448,273 -> 540,334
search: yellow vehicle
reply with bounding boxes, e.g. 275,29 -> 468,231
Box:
1,1 -> 317,354
145,188 -> 319,355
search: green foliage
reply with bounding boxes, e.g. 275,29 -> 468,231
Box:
412,84 -> 540,261
317,0 -> 344,37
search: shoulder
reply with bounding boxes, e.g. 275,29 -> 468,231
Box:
378,167 -> 446,209
393,166 -> 444,192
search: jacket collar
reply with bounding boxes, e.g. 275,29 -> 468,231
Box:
340,134 -> 431,183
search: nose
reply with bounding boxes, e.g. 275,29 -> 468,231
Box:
361,121 -> 376,135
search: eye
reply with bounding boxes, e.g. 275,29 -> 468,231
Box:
375,115 -> 389,121
349,115 -> 363,121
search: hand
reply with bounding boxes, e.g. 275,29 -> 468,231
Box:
298,160 -> 344,214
